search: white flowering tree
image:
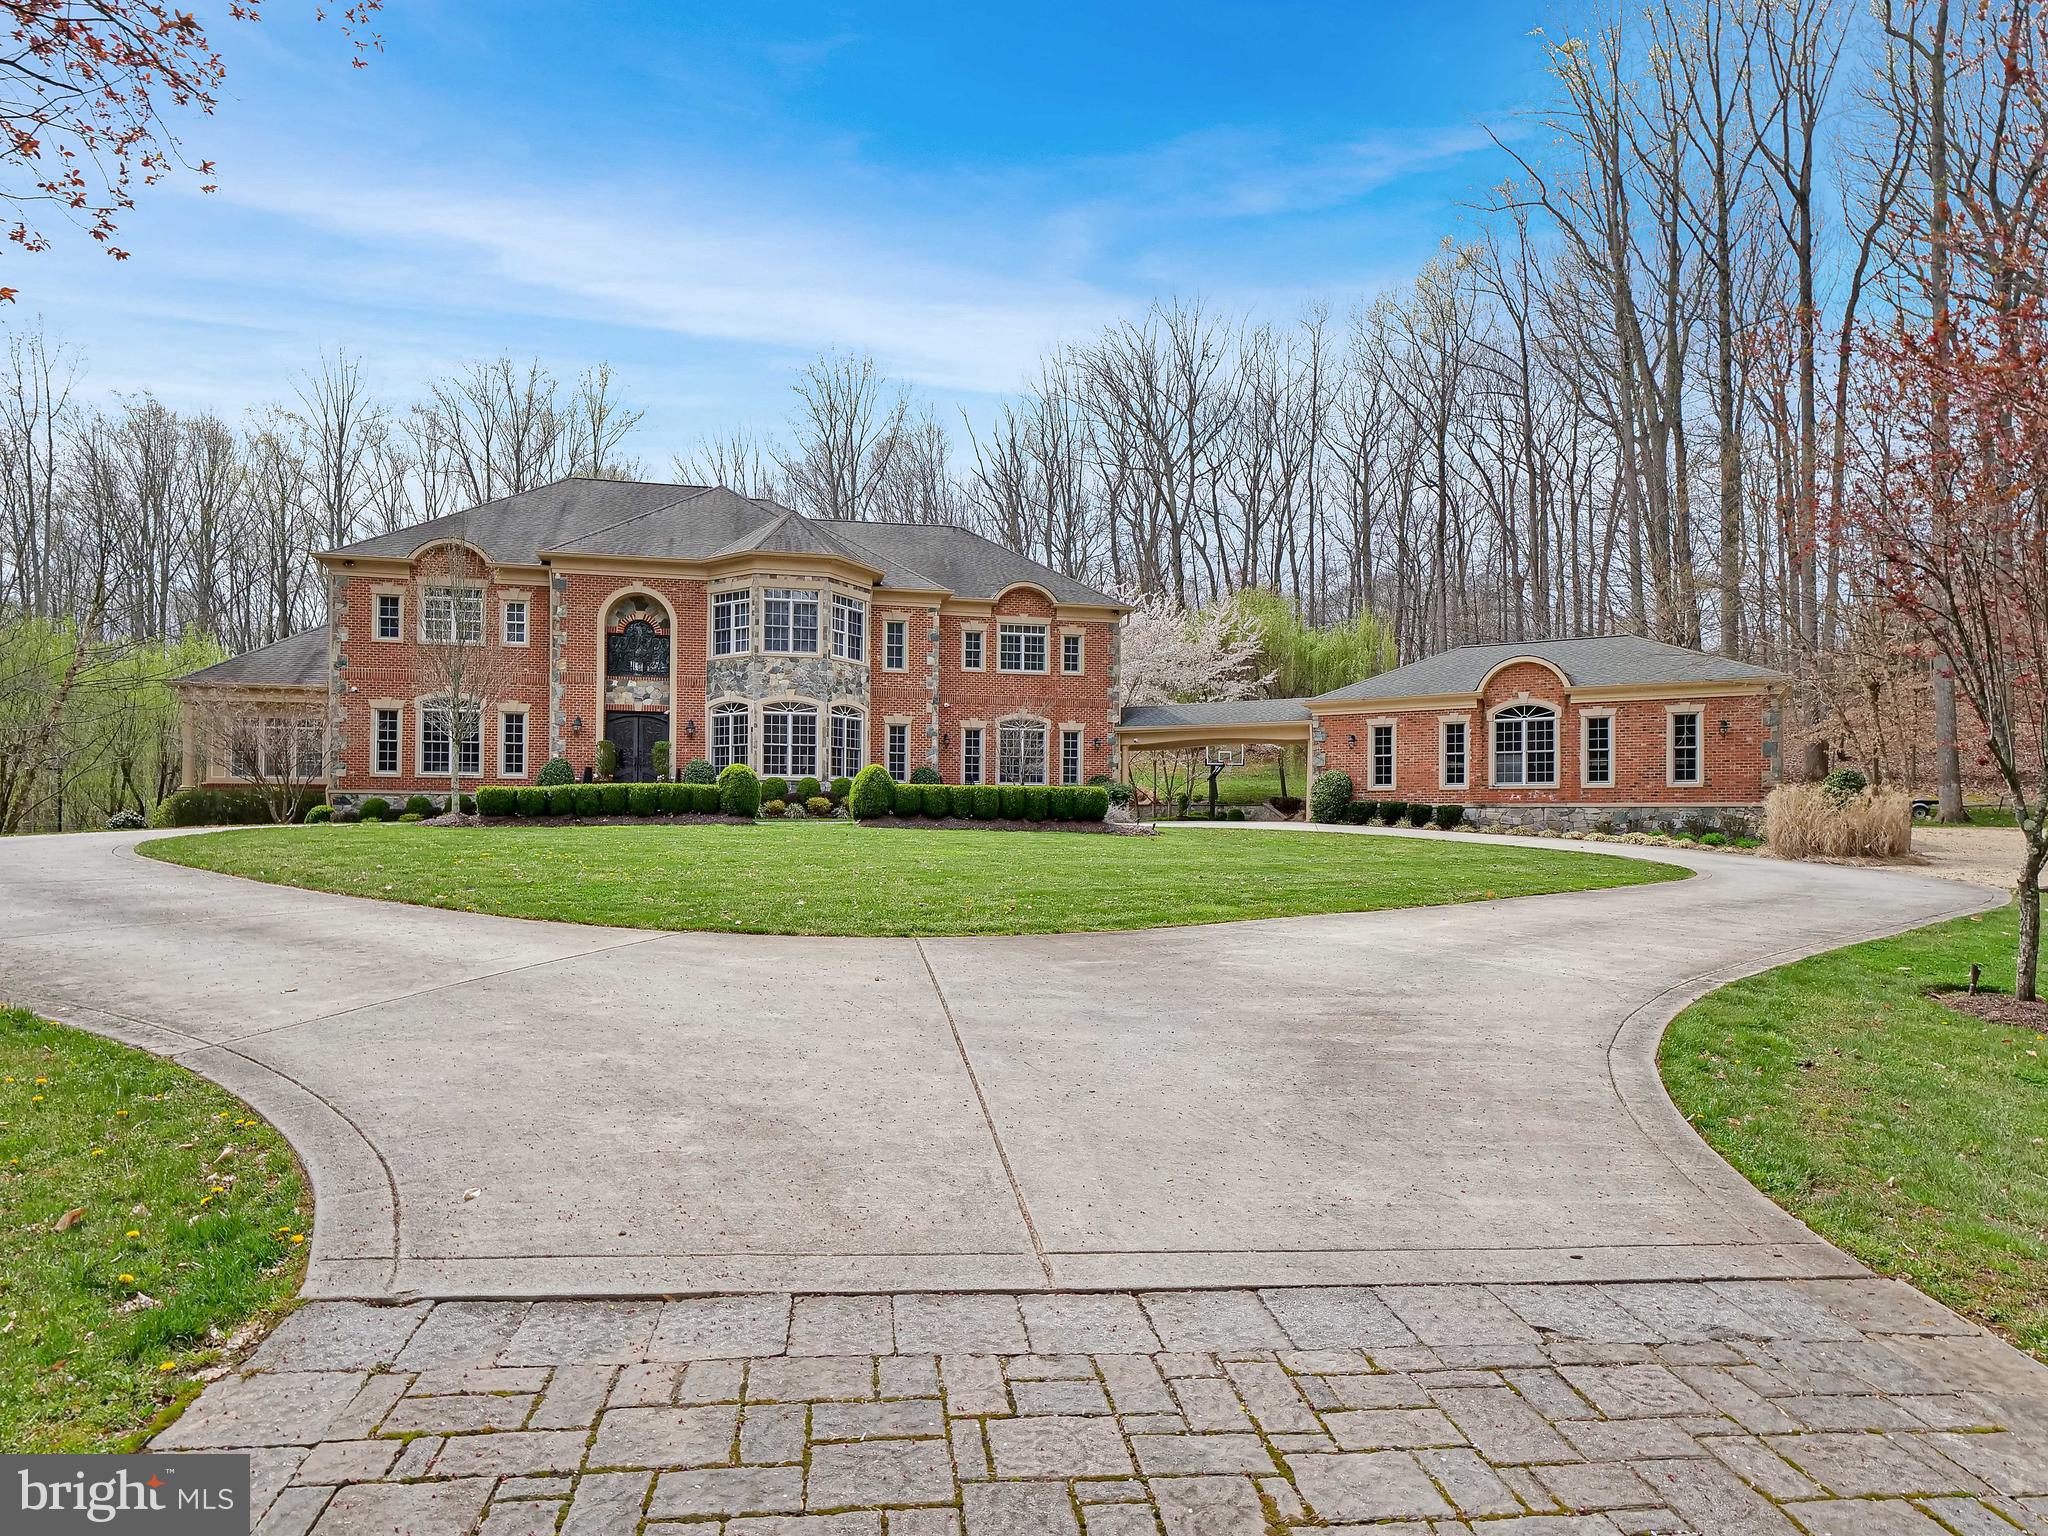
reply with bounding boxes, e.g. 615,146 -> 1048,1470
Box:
1115,587 -> 1273,814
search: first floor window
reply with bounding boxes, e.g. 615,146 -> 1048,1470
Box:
764,588 -> 819,653
1062,633 -> 1083,674
374,707 -> 400,774
711,704 -> 749,770
962,628 -> 984,670
1670,711 -> 1702,785
421,710 -> 450,776
886,722 -> 908,779
998,720 -> 1047,784
1060,728 -> 1081,785
831,594 -> 865,661
502,598 -> 527,645
1370,723 -> 1395,789
998,622 -> 1048,672
1441,719 -> 1467,790
500,711 -> 527,777
762,703 -> 818,777
713,591 -> 750,656
375,592 -> 401,640
1584,714 -> 1613,786
422,699 -> 481,777
830,706 -> 864,779
1493,704 -> 1557,787
884,619 -> 907,670
261,715 -> 322,780
962,726 -> 983,783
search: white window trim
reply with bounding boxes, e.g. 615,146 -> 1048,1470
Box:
997,622 -> 1050,674
420,582 -> 485,646
1059,626 -> 1085,675
371,587 -> 404,644
829,704 -> 866,780
994,712 -> 1052,785
709,698 -> 752,772
1487,698 -> 1560,789
417,694 -> 484,780
884,719 -> 910,779
497,704 -> 530,778
831,593 -> 867,663
960,623 -> 986,672
500,596 -> 530,648
1580,707 -> 1617,789
709,589 -> 753,658
1058,725 -> 1083,785
960,721 -> 985,783
762,587 -> 823,656
760,698 -> 822,779
1437,714 -> 1470,792
881,617 -> 911,673
370,700 -> 404,777
1367,718 -> 1397,792
1666,705 -> 1705,788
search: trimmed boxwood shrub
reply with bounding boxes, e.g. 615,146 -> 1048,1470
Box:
1405,802 -> 1432,828
1309,770 -> 1352,824
848,763 -> 894,819
1433,803 -> 1463,829
598,783 -> 628,815
1343,799 -> 1376,826
303,803 -> 332,824
909,763 -> 941,785
547,784 -> 581,816
396,811 -> 424,823
628,784 -> 663,816
515,787 -> 550,817
358,796 -> 392,822
477,786 -> 518,818
1022,787 -> 1048,822
829,776 -> 852,804
794,776 -> 822,803
570,784 -> 603,816
806,795 -> 834,816
1378,799 -> 1409,826
948,784 -> 976,817
718,763 -> 761,818
1075,786 -> 1110,821
680,757 -> 716,785
999,785 -> 1026,819
536,756 -> 575,787
458,793 -> 477,815
759,777 -> 788,807
891,781 -> 923,816
971,784 -> 1000,819
922,785 -> 950,817
695,783 -> 724,814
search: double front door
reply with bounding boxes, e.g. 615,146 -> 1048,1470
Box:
605,711 -> 667,782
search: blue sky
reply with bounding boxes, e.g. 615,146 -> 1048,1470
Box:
11,2 -> 1551,455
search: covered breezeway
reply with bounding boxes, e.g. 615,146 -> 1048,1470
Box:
1115,699 -> 1314,819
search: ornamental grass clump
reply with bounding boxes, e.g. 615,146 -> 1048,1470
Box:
1765,782 -> 1913,860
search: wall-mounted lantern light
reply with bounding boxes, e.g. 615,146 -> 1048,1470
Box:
684,718 -> 697,740
571,715 -> 583,736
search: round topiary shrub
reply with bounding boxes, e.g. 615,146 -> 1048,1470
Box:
1074,786 -> 1110,822
536,756 -> 575,787
359,796 -> 392,822
681,757 -> 716,785
848,763 -> 894,820
795,776 -> 822,803
718,762 -> 762,818
909,763 -> 941,785
759,776 -> 789,807
829,776 -> 853,804
1405,802 -> 1432,828
476,786 -> 518,818
299,804 -> 331,825
806,795 -> 834,816
1432,803 -> 1463,830
1310,771 -> 1353,824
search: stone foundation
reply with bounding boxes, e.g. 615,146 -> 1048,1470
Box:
1462,801 -> 1762,839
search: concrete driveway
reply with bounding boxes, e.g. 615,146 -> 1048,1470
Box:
0,827 -> 1993,1300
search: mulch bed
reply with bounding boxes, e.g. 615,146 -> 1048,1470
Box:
1929,987 -> 2048,1028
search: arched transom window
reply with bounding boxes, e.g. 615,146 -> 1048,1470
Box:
1492,703 -> 1557,787
711,702 -> 749,771
607,616 -> 668,677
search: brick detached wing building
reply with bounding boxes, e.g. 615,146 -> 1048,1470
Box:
172,480 -> 1127,799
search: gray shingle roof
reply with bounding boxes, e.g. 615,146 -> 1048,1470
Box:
177,628 -> 327,688
1120,699 -> 1311,729
815,520 -> 1122,605
1310,635 -> 1786,704
325,480 -> 712,563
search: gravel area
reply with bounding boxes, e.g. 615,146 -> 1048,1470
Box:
1912,826 -> 2042,893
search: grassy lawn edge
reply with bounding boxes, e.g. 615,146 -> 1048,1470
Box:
1658,902 -> 2048,1362
137,820 -> 1688,937
0,1004 -> 312,1451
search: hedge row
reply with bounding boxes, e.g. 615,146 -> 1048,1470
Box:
150,787 -> 324,827
475,782 -> 732,819
1308,771 -> 1463,830
846,764 -> 1109,823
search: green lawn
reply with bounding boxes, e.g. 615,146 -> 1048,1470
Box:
1661,904 -> 2048,1361
0,1006 -> 309,1450
142,820 -> 1684,936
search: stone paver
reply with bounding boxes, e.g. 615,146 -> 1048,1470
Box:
152,1284 -> 2048,1534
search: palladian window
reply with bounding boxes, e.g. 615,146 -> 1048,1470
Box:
1492,703 -> 1557,787
762,702 -> 819,778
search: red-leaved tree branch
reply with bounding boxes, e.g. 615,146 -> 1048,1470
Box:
0,0 -> 381,298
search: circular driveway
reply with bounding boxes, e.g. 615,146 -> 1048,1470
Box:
0,827 -> 1993,1300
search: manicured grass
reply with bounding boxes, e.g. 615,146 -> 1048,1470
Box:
0,1007 -> 309,1450
142,820 -> 1684,936
1661,904 -> 2048,1362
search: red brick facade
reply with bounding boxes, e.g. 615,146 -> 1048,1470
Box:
1314,657 -> 1777,816
299,554 -> 1119,797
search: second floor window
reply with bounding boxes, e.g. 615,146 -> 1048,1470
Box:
712,591 -> 750,656
999,623 -> 1047,673
375,593 -> 401,640
423,586 -> 482,644
502,599 -> 527,645
962,629 -> 984,670
884,619 -> 907,670
1062,633 -> 1083,674
832,594 -> 865,661
764,589 -> 819,653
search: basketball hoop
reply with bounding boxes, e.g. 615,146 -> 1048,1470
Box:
1204,743 -> 1247,769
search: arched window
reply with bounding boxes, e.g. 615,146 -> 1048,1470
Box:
1493,703 -> 1557,787
607,617 -> 668,677
761,702 -> 819,778
829,706 -> 865,779
710,702 -> 749,771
